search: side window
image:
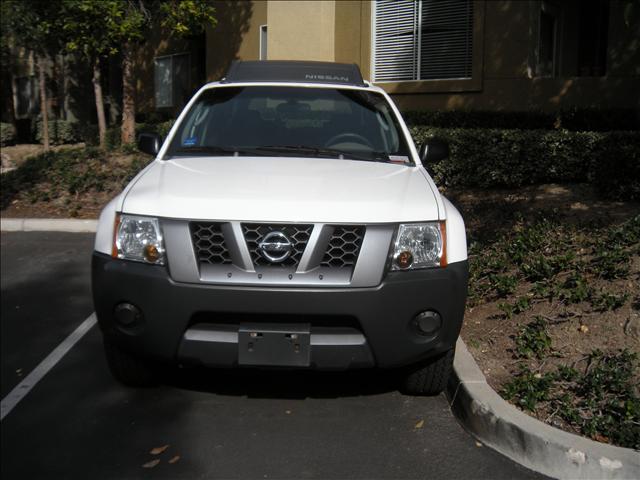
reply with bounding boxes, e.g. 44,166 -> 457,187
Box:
260,25 -> 268,60
15,76 -> 39,118
537,2 -> 559,77
154,53 -> 190,109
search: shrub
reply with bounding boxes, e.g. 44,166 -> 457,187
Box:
61,120 -> 176,150
403,108 -> 639,131
35,119 -> 81,145
1,122 -> 16,146
410,127 -> 640,200
591,132 -> 640,201
136,120 -> 175,139
1,147 -> 151,210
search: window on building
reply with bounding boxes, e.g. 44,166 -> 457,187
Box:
260,25 -> 268,60
15,76 -> 39,118
577,0 -> 609,76
373,0 -> 474,82
154,53 -> 190,109
537,2 -> 559,77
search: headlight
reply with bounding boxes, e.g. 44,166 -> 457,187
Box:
391,222 -> 446,270
113,214 -> 165,265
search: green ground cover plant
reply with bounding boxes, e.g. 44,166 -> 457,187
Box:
466,213 -> 640,449
502,350 -> 640,449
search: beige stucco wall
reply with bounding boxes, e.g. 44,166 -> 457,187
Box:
267,1 -> 336,61
334,1 -> 371,79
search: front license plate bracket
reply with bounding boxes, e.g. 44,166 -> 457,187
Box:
238,323 -> 311,367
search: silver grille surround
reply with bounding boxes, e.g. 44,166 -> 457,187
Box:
164,220 -> 395,288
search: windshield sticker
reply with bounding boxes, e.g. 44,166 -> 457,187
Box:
388,155 -> 410,164
183,137 -> 198,146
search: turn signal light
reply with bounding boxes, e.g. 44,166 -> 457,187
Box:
395,250 -> 414,269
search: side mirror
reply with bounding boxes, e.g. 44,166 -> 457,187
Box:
419,138 -> 449,164
137,133 -> 162,156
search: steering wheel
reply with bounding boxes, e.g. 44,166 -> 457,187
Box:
325,133 -> 374,149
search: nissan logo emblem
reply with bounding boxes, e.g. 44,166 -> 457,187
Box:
258,231 -> 294,263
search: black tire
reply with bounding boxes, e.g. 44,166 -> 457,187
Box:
103,337 -> 157,387
401,349 -> 454,396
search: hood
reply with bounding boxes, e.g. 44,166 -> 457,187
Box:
121,156 -> 440,223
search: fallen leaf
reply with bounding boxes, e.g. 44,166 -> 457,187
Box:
142,459 -> 160,469
168,455 -> 180,464
150,444 -> 170,455
593,434 -> 609,443
414,419 -> 424,429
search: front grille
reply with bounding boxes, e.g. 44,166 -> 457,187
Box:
190,222 -> 232,265
242,223 -> 312,267
321,226 -> 365,268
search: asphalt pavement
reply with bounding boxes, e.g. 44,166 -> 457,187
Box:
0,231 -> 548,479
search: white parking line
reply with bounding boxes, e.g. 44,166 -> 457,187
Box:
0,313 -> 97,421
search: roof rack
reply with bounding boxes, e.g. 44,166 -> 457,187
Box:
221,60 -> 366,87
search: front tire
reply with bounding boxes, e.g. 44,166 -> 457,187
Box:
103,337 -> 157,387
401,349 -> 454,396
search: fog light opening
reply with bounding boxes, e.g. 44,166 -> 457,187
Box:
114,302 -> 143,327
414,310 -> 442,336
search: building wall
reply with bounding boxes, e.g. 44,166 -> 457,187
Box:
205,0 -> 266,82
201,0 -> 640,113
133,25 -> 203,117
372,0 -> 640,111
334,1 -> 371,79
267,1 -> 336,61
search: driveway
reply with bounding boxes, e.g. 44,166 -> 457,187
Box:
0,232 -> 547,479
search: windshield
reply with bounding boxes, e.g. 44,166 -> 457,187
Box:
166,86 -> 412,164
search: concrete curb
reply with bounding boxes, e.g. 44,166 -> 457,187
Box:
1,218 -> 97,233
447,338 -> 640,480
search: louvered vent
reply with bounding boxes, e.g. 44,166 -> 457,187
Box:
373,0 -> 473,82
373,0 -> 419,82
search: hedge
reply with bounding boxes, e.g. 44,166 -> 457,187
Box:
1,122 -> 16,146
35,119 -> 82,145
411,127 -> 640,201
80,120 -> 175,148
403,108 -> 640,132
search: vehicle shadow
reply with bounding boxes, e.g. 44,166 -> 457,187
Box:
160,365 -> 403,400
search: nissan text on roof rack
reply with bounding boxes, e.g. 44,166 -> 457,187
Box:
92,60 -> 468,395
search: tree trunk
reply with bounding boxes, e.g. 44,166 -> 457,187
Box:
92,58 -> 107,149
37,55 -> 50,151
121,43 -> 136,145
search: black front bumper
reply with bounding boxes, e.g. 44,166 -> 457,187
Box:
92,253 -> 468,370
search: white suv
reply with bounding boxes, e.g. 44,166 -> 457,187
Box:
92,61 -> 468,395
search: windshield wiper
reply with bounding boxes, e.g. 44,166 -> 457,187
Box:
173,145 -> 240,156
251,145 -> 346,157
250,145 -> 393,163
